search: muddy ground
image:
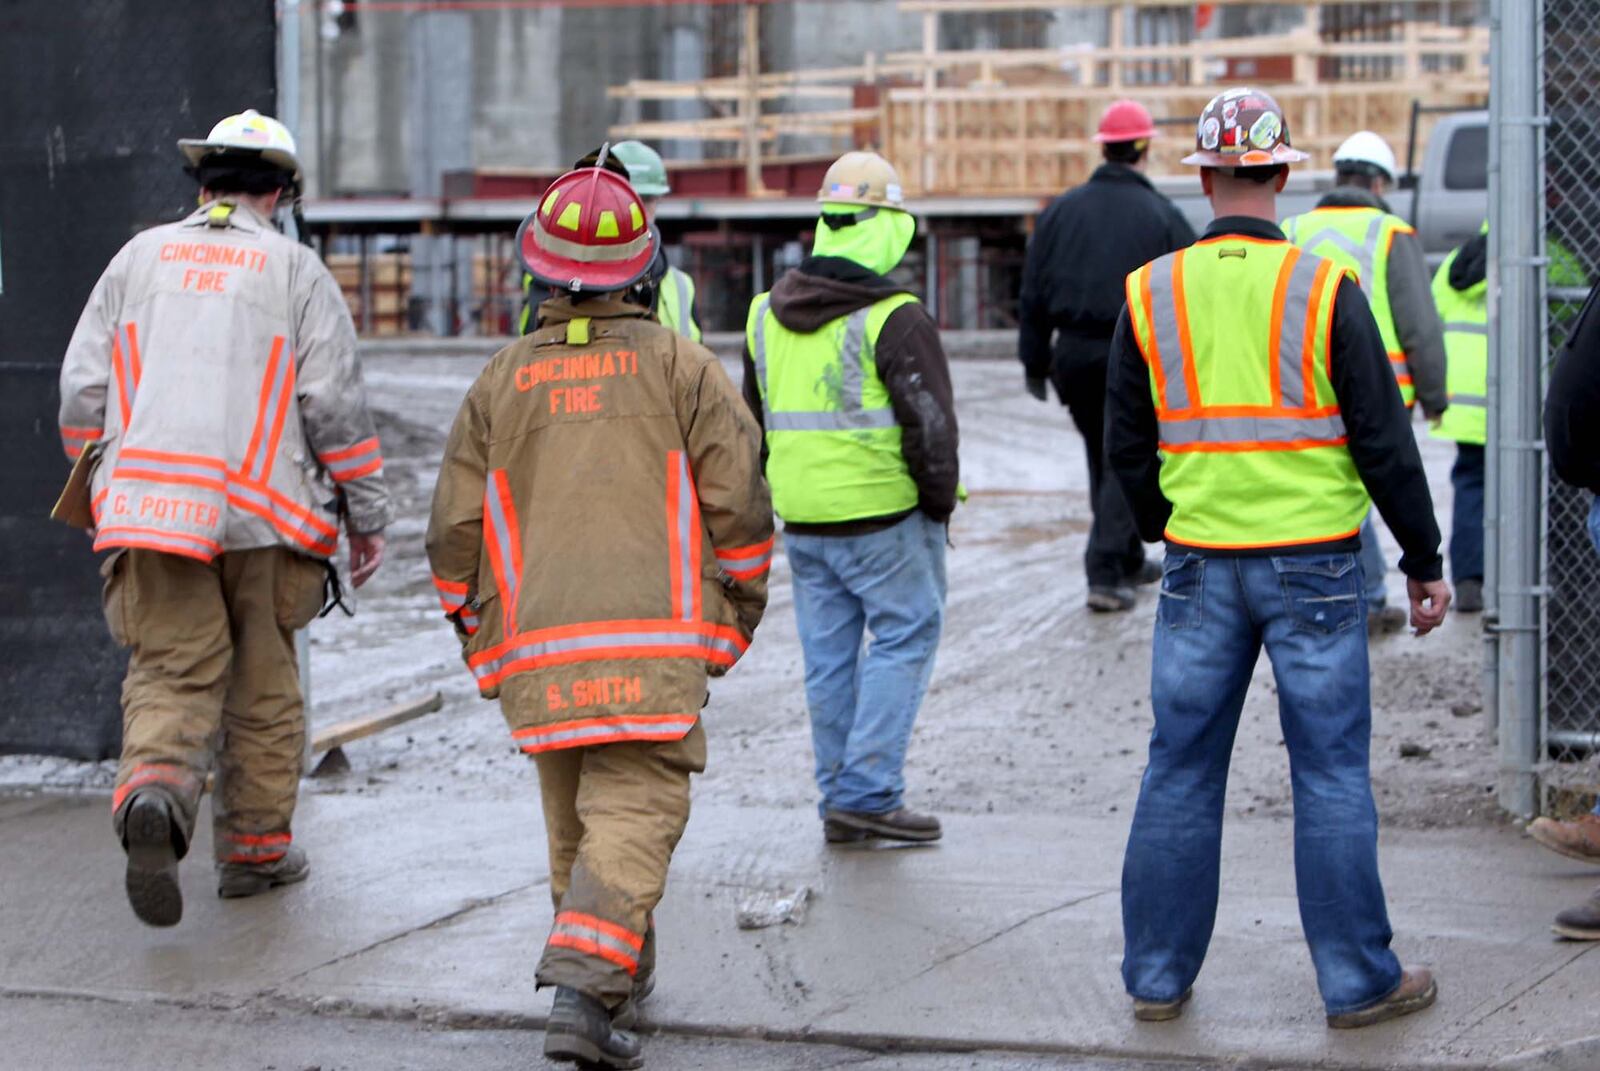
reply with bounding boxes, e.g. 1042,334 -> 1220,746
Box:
3,351 -> 1497,832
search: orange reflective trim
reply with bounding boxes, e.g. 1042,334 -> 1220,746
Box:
330,458 -> 382,482
553,910 -> 645,951
61,426 -> 103,441
242,338 -> 283,480
121,448 -> 227,470
1301,259 -> 1335,409
1395,374 -> 1415,386
716,536 -> 774,561
483,470 -> 523,634
219,831 -> 292,846
546,933 -> 639,975
259,340 -> 295,483
112,764 -> 196,813
1171,252 -> 1202,411
112,334 -> 133,428
92,488 -> 109,520
1159,436 -> 1349,455
125,323 -> 143,383
1138,266 -> 1168,403
482,644 -> 736,688
1322,267 -> 1343,383
1163,525 -> 1363,551
114,468 -> 229,494
468,619 -> 748,666
1268,247 -> 1300,404
96,525 -> 223,553
94,533 -> 216,562
1159,404 -> 1341,422
666,454 -> 685,621
724,564 -> 769,582
320,436 -> 381,464
230,473 -> 339,542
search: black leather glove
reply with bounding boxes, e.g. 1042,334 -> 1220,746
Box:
1024,374 -> 1050,402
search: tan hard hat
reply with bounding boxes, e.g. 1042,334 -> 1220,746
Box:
817,151 -> 906,210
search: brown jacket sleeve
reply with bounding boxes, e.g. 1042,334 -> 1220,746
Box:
424,377 -> 491,640
677,341 -> 775,641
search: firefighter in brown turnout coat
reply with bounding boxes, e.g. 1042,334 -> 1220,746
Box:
425,157 -> 773,1068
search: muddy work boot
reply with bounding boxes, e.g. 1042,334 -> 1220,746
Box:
1087,585 -> 1136,613
823,816 -> 872,845
1326,967 -> 1437,1029
217,844 -> 310,899
1366,604 -> 1408,637
825,806 -> 942,843
1552,886 -> 1600,941
611,969 -> 656,1030
1454,578 -> 1484,613
123,792 -> 183,928
1126,560 -> 1163,587
1528,813 -> 1600,863
1132,987 -> 1191,1023
544,986 -> 643,1069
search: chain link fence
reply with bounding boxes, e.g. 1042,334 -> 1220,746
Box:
1540,0 -> 1600,795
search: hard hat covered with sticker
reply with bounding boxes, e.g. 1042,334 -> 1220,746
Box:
1181,87 -> 1309,168
518,159 -> 658,294
816,151 -> 907,211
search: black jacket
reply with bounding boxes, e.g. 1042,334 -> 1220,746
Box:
1105,216 -> 1444,582
1546,279 -> 1600,492
1018,164 -> 1196,378
741,255 -> 960,533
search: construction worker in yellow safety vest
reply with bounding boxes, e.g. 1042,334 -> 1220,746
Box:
1281,131 -> 1448,630
520,141 -> 701,342
1430,221 -> 1590,613
741,151 -> 960,845
1106,87 -> 1451,1028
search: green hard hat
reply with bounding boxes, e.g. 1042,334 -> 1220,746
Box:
611,140 -> 670,197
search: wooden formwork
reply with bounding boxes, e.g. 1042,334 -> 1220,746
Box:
606,2 -> 1488,199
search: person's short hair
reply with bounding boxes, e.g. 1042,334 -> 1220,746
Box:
187,152 -> 295,197
1207,164 -> 1287,185
1102,139 -> 1148,166
1334,161 -> 1387,189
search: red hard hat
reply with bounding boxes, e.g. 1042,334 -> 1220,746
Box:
517,163 -> 657,293
1095,100 -> 1159,144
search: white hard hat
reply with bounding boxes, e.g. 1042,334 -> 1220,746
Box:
1332,130 -> 1397,182
178,109 -> 303,185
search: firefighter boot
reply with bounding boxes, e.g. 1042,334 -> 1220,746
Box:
124,791 -> 184,928
544,986 -> 644,1069
217,845 -> 310,899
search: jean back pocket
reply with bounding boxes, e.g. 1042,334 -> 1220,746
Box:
1272,554 -> 1362,634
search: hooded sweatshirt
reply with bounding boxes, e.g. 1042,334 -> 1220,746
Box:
741,252 -> 960,535
1546,274 -> 1600,493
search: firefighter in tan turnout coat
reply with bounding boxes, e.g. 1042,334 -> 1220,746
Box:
56,111 -> 391,928
426,156 -> 773,1069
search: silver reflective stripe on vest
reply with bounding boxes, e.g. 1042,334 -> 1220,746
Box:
752,295 -> 771,393
1449,393 -> 1488,407
1144,258 -> 1190,410
1273,250 -> 1332,409
1444,321 -> 1488,336
1159,413 -> 1347,447
755,304 -> 897,431
1287,213 -> 1383,298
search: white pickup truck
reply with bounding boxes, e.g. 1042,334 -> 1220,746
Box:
1157,109 -> 1488,265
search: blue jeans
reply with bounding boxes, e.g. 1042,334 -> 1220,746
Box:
1357,512 -> 1388,608
784,511 -> 947,816
1122,553 -> 1403,1016
1450,444 -> 1486,581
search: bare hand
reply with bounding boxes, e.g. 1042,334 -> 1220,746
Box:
348,531 -> 386,588
1407,577 -> 1451,636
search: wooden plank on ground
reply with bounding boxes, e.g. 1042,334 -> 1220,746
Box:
311,691 -> 444,754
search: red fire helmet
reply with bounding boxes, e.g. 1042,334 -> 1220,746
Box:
1094,99 -> 1159,144
517,164 -> 657,293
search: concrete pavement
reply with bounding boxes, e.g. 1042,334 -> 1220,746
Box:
3,789 -> 1597,1070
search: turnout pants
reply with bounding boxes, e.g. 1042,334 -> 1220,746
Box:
532,722 -> 706,1007
105,547 -> 325,865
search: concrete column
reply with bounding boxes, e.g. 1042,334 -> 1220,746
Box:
408,12 -> 472,335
